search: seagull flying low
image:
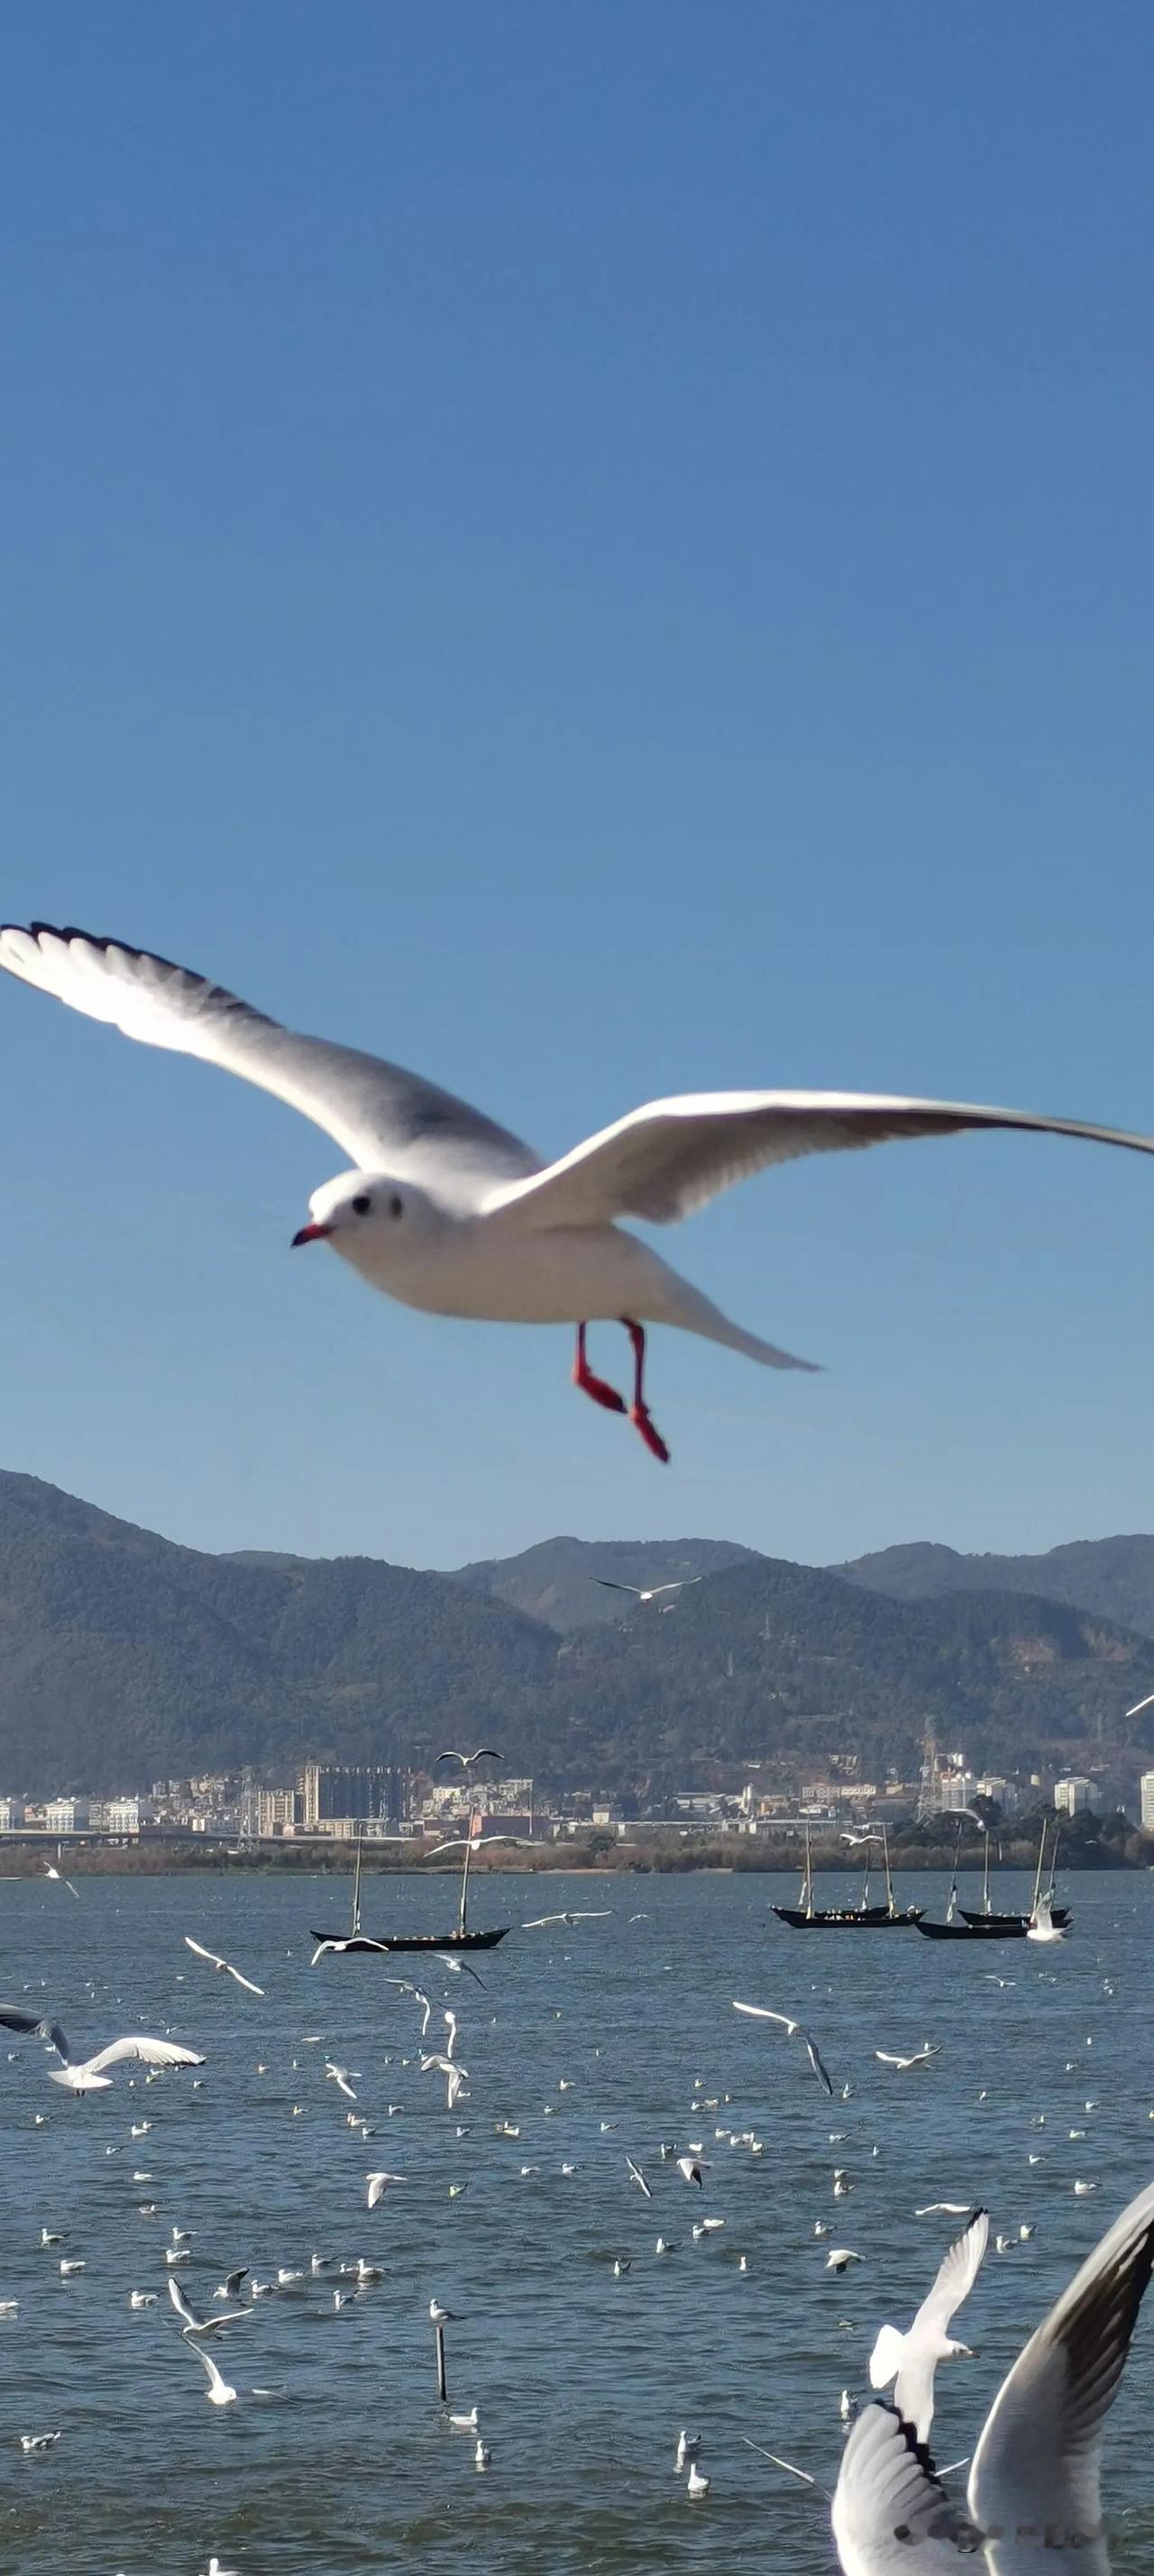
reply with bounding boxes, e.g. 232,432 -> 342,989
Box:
167,2276 -> 250,2339
831,2173 -> 1154,2574
521,1911 -> 612,1930
5,922 -> 1154,1464
366,2171 -> 407,2209
592,1576 -> 703,1603
732,2001 -> 834,2096
325,2061 -> 359,2102
182,1936 -> 264,1995
42,1862 -> 79,1898
1027,1899 -> 1067,1946
46,2033 -> 206,2094
626,2156 -> 653,2200
0,2005 -> 70,2059
874,2043 -> 941,2073
867,2208 -> 989,2442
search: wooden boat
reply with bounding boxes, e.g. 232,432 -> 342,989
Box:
311,1812 -> 511,1955
958,1825 -> 1069,1931
915,1914 -> 1027,1941
773,1824 -> 924,1930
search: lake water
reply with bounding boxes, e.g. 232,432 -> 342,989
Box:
1,1865 -> 1152,2573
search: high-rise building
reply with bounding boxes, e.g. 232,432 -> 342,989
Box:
1054,1776 -> 1103,1818
1140,1773 -> 1154,1831
299,1764 -> 398,1830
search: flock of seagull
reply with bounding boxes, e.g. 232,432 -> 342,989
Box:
2,1863 -> 1153,2571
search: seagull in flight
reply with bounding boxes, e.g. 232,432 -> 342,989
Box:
1027,1898 -> 1067,1945
732,2001 -> 834,2096
832,2174 -> 1154,2572
41,1861 -> 79,1898
867,2208 -> 989,2442
591,1576 -> 703,1603
189,2344 -> 238,2408
0,2005 -> 69,2060
626,2156 -> 653,2199
874,2042 -> 941,2073
522,1911 -> 612,1930
183,1936 -> 264,1996
435,1747 -> 503,1769
5,921 -> 1154,1463
167,2276 -> 251,2339
366,2171 -> 407,2209
49,2033 -> 206,2093
324,2061 -> 359,2102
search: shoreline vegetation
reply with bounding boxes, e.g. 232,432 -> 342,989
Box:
0,1814 -> 1146,1879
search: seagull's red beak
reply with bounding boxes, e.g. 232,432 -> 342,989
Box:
291,1221 -> 334,1246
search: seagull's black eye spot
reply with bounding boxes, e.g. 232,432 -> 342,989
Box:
389,1194 -> 403,1219
352,1194 -> 371,1216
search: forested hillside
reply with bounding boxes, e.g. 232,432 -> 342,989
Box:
2,1472 -> 1151,1792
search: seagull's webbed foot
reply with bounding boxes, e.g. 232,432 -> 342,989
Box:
572,1323 -> 627,1415
623,1320 -> 671,1465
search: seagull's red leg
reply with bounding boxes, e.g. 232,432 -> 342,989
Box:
622,1319 -> 670,1463
572,1323 -> 627,1415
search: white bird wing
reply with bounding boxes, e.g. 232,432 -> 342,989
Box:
966,2176 -> 1154,2572
831,2404 -> 977,2573
224,1963 -> 265,1996
195,2344 -> 229,2392
912,2210 -> 989,2342
83,2036 -> 206,2074
733,2003 -> 797,2032
869,2324 -> 908,2390
183,1937 -> 222,1967
894,2210 -> 989,2440
0,922 -> 539,1195
168,2273 -> 199,2328
480,1088 -> 1154,1228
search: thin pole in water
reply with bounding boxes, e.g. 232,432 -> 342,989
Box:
435,2320 -> 448,2403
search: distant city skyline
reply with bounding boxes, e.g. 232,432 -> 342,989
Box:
2,7 -> 1152,1568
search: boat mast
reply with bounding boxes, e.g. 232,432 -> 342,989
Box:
803,1821 -> 813,1922
860,1841 -> 873,1910
458,1807 -> 479,1938
947,1820 -> 963,1924
1044,1826 -> 1061,1906
982,1830 -> 992,1917
1031,1822 -> 1049,1918
882,1824 -> 896,1919
351,1823 -> 363,1938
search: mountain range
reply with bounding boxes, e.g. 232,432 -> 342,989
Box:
2,1469 -> 1153,1793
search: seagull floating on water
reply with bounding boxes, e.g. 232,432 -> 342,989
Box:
5,922 -> 1154,1461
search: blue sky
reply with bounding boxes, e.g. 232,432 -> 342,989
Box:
1,2 -> 1152,1572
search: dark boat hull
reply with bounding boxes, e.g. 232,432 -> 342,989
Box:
916,1917 -> 1027,1941
772,1905 -> 924,1930
310,1927 -> 510,1953
959,1907 -> 1070,1930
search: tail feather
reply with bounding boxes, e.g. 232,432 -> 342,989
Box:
658,1279 -> 820,1372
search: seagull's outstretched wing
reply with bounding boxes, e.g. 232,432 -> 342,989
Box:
81,2036 -> 205,2075
893,2209 -> 989,2441
481,1089 -> 1154,1228
0,922 -> 539,1192
831,2404 -> 977,2572
593,1580 -> 640,1595
967,2177 -> 1154,2572
183,1937 -> 221,1966
0,2006 -> 69,2059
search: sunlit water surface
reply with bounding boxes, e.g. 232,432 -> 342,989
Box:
1,1866 -> 1152,2573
